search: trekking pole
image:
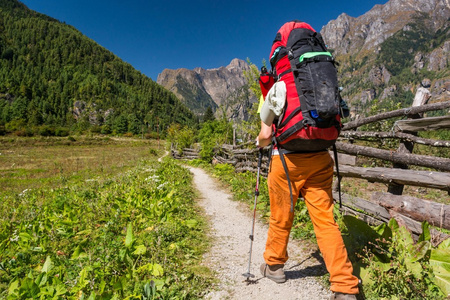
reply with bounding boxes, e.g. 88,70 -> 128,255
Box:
243,147 -> 263,281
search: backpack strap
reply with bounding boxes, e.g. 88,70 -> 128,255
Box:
272,137 -> 294,213
279,149 -> 295,213
296,55 -> 335,68
332,144 -> 342,208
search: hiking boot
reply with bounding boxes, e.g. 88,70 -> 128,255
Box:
260,263 -> 286,283
329,292 -> 357,300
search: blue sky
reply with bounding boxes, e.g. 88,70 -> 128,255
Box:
20,0 -> 388,81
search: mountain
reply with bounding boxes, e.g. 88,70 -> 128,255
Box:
157,59 -> 257,121
320,0 -> 450,116
0,0 -> 197,136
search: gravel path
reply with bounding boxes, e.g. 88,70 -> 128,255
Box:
189,167 -> 332,300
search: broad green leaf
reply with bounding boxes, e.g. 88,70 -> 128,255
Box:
185,219 -> 198,228
388,218 -> 399,232
71,245 -> 81,259
430,248 -> 450,296
125,222 -> 134,248
352,261 -> 373,286
20,278 -> 40,297
343,215 -> 379,242
153,278 -> 165,290
41,256 -> 52,273
152,263 -> 164,276
72,267 -> 90,292
374,222 -> 391,240
19,232 -> 32,242
409,240 -> 431,262
405,259 -> 422,278
133,244 -> 147,256
438,238 -> 450,250
395,225 -> 413,249
99,280 -> 106,294
55,284 -> 67,296
8,280 -> 19,296
35,272 -> 48,287
418,221 -> 431,242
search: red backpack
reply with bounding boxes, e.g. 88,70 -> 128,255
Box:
269,21 -> 341,152
258,67 -> 275,99
268,21 -> 344,211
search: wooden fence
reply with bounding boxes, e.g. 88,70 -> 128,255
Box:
172,97 -> 450,245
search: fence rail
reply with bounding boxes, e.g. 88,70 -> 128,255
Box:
172,96 -> 450,245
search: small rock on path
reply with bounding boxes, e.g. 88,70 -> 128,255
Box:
189,167 -> 331,300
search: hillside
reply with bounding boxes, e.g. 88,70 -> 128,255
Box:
0,0 -> 197,136
320,0 -> 450,116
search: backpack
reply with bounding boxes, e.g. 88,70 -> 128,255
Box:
267,21 -> 345,211
269,20 -> 341,152
258,66 -> 275,99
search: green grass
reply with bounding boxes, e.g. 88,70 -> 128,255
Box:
0,137 -> 213,299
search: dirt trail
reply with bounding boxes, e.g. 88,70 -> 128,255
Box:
189,167 -> 331,300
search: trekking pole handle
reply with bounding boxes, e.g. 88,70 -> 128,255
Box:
257,148 -> 263,169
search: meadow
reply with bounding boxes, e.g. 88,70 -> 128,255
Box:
0,136 -> 212,299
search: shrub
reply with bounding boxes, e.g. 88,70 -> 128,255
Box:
55,127 -> 70,137
38,125 -> 55,136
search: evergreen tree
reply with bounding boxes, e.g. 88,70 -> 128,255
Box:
203,106 -> 215,122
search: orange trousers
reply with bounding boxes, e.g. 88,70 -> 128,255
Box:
263,151 -> 359,295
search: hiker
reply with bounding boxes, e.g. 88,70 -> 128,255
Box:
256,21 -> 359,300
258,66 -> 275,99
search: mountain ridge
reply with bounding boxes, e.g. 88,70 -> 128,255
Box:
157,58 -> 257,119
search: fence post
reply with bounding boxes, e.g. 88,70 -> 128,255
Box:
387,87 -> 431,195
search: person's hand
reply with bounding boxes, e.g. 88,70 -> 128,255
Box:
255,137 -> 260,148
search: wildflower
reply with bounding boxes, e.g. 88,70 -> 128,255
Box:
157,182 -> 168,190
19,189 -> 30,197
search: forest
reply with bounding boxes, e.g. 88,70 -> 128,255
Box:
0,0 -> 198,137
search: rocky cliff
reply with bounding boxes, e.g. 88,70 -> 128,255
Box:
157,58 -> 257,120
320,0 -> 449,115
321,0 -> 450,55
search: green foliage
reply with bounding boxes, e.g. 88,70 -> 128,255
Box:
0,0 -> 197,135
202,106 -> 215,123
243,58 -> 262,100
166,123 -> 196,152
197,120 -> 233,162
0,158 -> 212,298
342,216 -> 448,299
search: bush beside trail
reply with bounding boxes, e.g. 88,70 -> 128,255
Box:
0,159 -> 212,299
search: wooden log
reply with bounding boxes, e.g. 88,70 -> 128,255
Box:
214,156 -> 237,165
338,204 -> 385,226
394,115 -> 450,132
336,142 -> 450,172
335,192 -> 449,245
235,167 -> 258,173
180,155 -> 200,160
388,211 -> 449,246
340,131 -> 450,148
333,192 -> 391,222
329,151 -> 357,166
232,148 -> 259,155
372,192 -> 450,230
181,151 -> 200,156
336,165 -> 450,191
343,101 -> 450,131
